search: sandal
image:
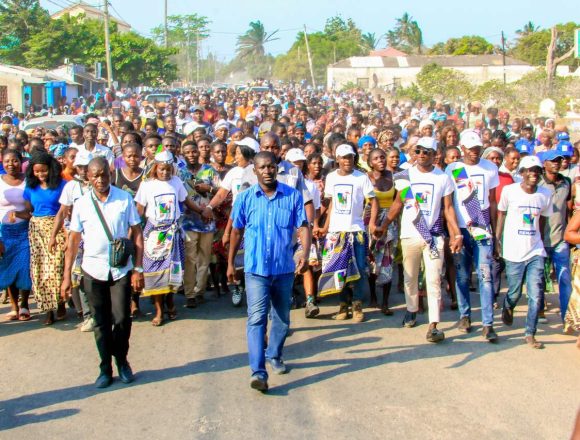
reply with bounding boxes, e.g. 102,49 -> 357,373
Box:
55,302 -> 67,321
6,310 -> 19,321
151,316 -> 164,327
130,308 -> 141,319
381,307 -> 393,316
18,308 -> 31,321
525,336 -> 544,349
44,311 -> 55,326
166,307 -> 177,321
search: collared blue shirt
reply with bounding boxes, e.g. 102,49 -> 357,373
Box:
231,182 -> 307,277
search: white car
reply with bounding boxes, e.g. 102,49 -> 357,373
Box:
21,115 -> 85,132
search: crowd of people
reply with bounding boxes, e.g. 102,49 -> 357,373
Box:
1,86 -> 580,391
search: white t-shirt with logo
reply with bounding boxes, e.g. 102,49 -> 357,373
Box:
325,169 -> 375,232
134,176 -> 187,226
220,165 -> 248,204
445,159 -> 499,228
498,183 -> 553,262
398,166 -> 455,239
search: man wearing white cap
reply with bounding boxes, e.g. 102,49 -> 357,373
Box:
384,137 -> 463,343
496,155 -> 553,349
445,130 -> 499,341
318,144 -> 379,323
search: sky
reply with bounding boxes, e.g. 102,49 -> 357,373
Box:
41,0 -> 578,62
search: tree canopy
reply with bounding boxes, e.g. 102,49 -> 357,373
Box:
428,36 -> 494,55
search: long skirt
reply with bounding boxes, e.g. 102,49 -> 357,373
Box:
29,216 -> 65,312
368,208 -> 398,286
564,248 -> 580,333
0,221 -> 32,291
142,221 -> 184,297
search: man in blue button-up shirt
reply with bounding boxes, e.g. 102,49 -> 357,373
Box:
228,151 -> 311,392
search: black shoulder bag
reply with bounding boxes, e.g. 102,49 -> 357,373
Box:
91,194 -> 135,268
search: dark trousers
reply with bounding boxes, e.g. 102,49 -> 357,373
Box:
83,271 -> 132,375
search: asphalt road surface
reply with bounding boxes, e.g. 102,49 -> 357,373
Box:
1,289 -> 579,439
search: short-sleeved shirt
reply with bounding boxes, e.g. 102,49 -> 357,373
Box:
221,165 -> 248,204
75,143 -> 114,167
0,176 -> 25,224
70,186 -> 141,281
23,180 -> 66,217
540,174 -> 570,248
134,176 -> 187,226
498,183 -> 553,262
445,159 -> 500,228
324,169 -> 375,232
397,166 -> 455,240
59,179 -> 89,206
231,182 -> 307,277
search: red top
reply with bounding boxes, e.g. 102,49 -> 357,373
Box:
496,171 -> 514,202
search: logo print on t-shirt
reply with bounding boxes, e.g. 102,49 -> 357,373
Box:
518,206 -> 539,236
411,183 -> 434,216
154,193 -> 177,223
334,184 -> 353,214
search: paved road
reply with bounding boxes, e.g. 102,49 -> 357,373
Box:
1,289 -> 579,439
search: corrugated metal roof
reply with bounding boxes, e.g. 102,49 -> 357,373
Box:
330,54 -> 530,68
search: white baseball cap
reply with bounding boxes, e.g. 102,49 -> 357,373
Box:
285,148 -> 306,163
235,137 -> 260,153
460,130 -> 483,149
183,122 -> 206,136
416,137 -> 438,151
73,151 -> 93,166
335,144 -> 356,157
518,155 -> 543,171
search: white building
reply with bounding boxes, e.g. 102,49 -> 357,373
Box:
51,1 -> 131,33
327,54 -> 570,90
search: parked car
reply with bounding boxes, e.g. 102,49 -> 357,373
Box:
22,115 -> 85,132
143,93 -> 173,108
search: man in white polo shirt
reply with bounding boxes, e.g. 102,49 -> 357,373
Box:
75,123 -> 114,168
445,130 -> 499,342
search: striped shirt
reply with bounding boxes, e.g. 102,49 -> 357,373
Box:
231,182 -> 307,276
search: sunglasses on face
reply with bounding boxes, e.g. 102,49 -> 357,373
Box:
414,148 -> 432,156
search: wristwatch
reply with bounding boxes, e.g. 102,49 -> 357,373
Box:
133,266 -> 144,273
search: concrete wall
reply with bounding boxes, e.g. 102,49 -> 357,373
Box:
327,65 -> 559,90
0,74 -> 24,112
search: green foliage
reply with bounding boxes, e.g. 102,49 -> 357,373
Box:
150,14 -> 210,84
236,21 -> 279,60
24,14 -> 102,69
340,81 -> 358,92
472,80 -> 517,109
427,36 -> 494,55
361,32 -> 379,51
273,29 -> 366,85
0,0 -> 49,64
386,13 -> 423,54
395,83 -> 427,102
415,63 -> 473,102
510,22 -> 580,68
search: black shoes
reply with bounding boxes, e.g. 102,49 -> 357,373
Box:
95,373 -> 113,389
482,326 -> 498,343
501,307 -> 514,326
457,316 -> 472,333
117,362 -> 135,384
250,373 -> 268,392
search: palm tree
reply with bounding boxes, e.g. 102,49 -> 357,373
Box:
386,13 -> 423,54
236,21 -> 279,59
361,32 -> 379,51
516,21 -> 540,37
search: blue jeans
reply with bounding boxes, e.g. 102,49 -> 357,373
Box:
544,241 -> 572,321
453,229 -> 495,325
504,256 -> 545,336
340,233 -> 370,303
245,272 -> 294,378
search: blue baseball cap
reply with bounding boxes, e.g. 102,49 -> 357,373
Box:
556,132 -> 570,141
538,150 -> 565,164
555,140 -> 573,157
515,139 -> 533,154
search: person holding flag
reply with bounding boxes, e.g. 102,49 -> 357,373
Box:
445,130 -> 499,342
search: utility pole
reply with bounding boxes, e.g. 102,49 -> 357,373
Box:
186,32 -> 191,85
103,0 -> 113,88
164,0 -> 168,48
196,29 -> 200,84
303,25 -> 316,89
501,30 -> 506,85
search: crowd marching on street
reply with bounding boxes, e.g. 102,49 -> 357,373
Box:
1,84 -> 580,392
